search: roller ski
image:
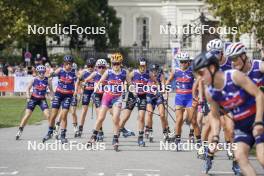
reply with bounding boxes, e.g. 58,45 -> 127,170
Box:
226,145 -> 234,160
138,132 -> 145,147
112,135 -> 119,152
168,131 -> 176,143
174,136 -> 181,151
204,147 -> 213,174
59,129 -> 68,144
163,129 -> 169,142
232,161 -> 242,176
197,146 -> 206,160
144,126 -> 150,139
42,128 -> 53,143
188,129 -> 195,143
15,127 -> 23,140
77,126 -> 83,138
97,131 -> 104,142
120,128 -> 135,138
149,129 -> 154,143
86,134 -> 97,148
73,124 -> 79,138
54,121 -> 60,140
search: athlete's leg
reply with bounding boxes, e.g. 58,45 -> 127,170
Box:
157,104 -> 166,130
80,105 -> 88,127
120,109 -> 132,129
94,106 -> 108,131
234,142 -> 256,175
256,142 -> 264,167
175,106 -> 184,136
19,109 -> 33,127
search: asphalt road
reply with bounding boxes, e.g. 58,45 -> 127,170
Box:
0,97 -> 263,176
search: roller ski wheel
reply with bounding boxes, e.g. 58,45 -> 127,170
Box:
15,129 -> 22,140
232,161 -> 242,176
97,131 -> 104,142
74,131 -> 79,138
138,136 -> 146,147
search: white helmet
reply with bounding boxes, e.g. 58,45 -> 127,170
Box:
207,39 -> 223,51
176,52 -> 190,61
36,65 -> 46,73
225,42 -> 247,58
96,59 -> 108,67
45,63 -> 50,68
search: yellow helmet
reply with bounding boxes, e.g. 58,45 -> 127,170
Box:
111,53 -> 123,63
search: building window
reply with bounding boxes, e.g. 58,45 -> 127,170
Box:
136,17 -> 150,48
182,24 -> 192,48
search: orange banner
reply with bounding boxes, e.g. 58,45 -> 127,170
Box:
0,76 -> 14,92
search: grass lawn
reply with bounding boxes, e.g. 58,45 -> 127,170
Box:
0,97 -> 45,128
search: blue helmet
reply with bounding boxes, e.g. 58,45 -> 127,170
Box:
63,55 -> 74,63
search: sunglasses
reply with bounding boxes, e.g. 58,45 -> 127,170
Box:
98,66 -> 106,69
87,65 -> 94,68
180,60 -> 189,64
112,62 -> 121,66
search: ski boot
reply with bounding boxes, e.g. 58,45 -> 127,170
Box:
227,144 -> 234,160
15,127 -> 23,140
73,124 -> 79,138
168,131 -> 176,143
232,160 -> 242,176
77,126 -> 83,138
112,135 -> 119,152
86,132 -> 98,148
120,128 -> 135,138
42,127 -> 53,143
60,129 -> 68,144
163,129 -> 169,142
97,130 -> 104,142
54,121 -> 60,140
174,135 -> 181,151
144,126 -> 150,139
138,132 -> 145,147
188,129 -> 195,143
204,147 -> 213,174
149,129 -> 154,143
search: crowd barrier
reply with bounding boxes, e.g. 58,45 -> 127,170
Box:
0,76 -> 58,93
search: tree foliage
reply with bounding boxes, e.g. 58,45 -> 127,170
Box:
206,0 -> 264,42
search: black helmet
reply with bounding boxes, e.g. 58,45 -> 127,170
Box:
138,57 -> 147,66
63,55 -> 74,63
86,58 -> 96,66
192,52 -> 219,72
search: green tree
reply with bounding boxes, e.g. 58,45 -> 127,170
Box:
206,0 -> 264,42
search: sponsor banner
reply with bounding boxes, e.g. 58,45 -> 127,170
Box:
0,76 -> 14,92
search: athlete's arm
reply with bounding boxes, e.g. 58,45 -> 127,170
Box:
26,79 -> 34,99
95,69 -> 108,92
192,77 -> 200,99
74,70 -> 84,96
48,78 -> 54,98
165,70 -> 174,85
232,70 -> 264,126
49,67 -> 61,78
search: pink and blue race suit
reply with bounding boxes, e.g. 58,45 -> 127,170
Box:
101,69 -> 126,108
